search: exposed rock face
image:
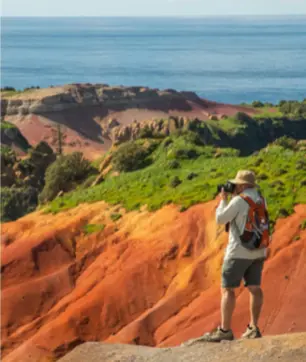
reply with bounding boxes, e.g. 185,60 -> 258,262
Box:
1,84 -> 200,117
1,84 -> 260,159
1,201 -> 306,361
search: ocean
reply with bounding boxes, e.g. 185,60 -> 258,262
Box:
1,16 -> 306,104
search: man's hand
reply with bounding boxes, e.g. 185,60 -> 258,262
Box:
220,187 -> 228,201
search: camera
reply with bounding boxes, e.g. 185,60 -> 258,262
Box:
217,181 -> 236,194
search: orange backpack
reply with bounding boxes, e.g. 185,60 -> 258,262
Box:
239,194 -> 270,250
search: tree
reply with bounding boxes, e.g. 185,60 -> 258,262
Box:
56,124 -> 63,155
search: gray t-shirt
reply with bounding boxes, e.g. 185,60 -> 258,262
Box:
216,188 -> 267,260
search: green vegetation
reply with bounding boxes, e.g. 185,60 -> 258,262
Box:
301,220 -> 306,230
244,99 -> 306,120
39,152 -> 97,203
1,86 -> 40,97
1,145 -> 17,165
279,99 -> 306,118
83,223 -> 105,235
1,186 -> 38,222
110,213 -> 122,221
1,99 -> 305,224
112,141 -> 154,172
0,121 -> 17,130
1,121 -> 31,151
45,134 -> 306,224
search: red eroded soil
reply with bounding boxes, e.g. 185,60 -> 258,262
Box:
1,202 -> 305,362
4,96 -> 256,160
5,114 -> 109,160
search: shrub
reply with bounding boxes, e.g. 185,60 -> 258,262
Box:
0,146 -> 16,166
278,208 -> 290,218
170,176 -> 182,188
167,160 -> 180,169
1,186 -> 38,222
83,224 -> 105,235
274,169 -> 287,177
252,101 -> 264,108
257,173 -> 268,180
214,148 -> 240,158
178,130 -> 203,146
80,174 -> 98,189
253,158 -> 263,167
270,180 -> 284,188
174,148 -> 199,160
296,160 -> 306,170
110,213 -> 122,221
39,152 -> 95,202
187,172 -> 198,180
300,219 -> 306,230
163,138 -> 173,148
279,100 -> 306,117
112,141 -> 150,172
138,125 -> 153,139
300,220 -> 306,230
234,112 -> 253,123
274,136 -> 297,150
1,86 -> 16,91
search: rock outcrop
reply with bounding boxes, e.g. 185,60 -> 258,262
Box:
1,200 -> 306,362
59,332 -> 306,362
1,84 -> 202,116
1,84 -> 257,159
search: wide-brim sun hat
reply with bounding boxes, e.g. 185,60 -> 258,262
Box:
229,170 -> 258,187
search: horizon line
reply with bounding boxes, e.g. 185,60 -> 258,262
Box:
2,14 -> 306,18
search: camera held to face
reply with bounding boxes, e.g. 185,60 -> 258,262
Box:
217,181 -> 236,194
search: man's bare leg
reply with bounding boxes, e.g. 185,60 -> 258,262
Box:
221,288 -> 236,330
248,286 -> 263,327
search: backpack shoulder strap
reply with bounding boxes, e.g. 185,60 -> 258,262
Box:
239,194 -> 258,209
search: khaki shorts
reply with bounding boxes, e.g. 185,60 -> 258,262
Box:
222,258 -> 264,288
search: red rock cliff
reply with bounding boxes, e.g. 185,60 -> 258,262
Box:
1,201 -> 305,361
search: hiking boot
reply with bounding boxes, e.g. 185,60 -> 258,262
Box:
201,327 -> 234,342
241,325 -> 262,339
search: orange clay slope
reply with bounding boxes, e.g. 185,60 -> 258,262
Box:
1,200 -> 306,362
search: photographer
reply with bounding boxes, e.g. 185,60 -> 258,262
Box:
203,170 -> 269,342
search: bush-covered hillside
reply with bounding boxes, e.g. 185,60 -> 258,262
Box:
46,132 -> 306,225
2,105 -> 306,223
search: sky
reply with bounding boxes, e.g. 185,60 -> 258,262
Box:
2,0 -> 306,17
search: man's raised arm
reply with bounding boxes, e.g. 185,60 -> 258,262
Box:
216,196 -> 240,225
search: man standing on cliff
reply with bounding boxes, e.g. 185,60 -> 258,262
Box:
203,170 -> 269,342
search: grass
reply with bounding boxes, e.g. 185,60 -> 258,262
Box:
110,213 -> 122,221
253,108 -> 284,119
1,90 -> 30,97
1,86 -> 40,98
82,223 -> 105,235
45,135 -> 306,224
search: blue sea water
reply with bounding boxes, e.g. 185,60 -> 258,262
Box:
1,16 -> 306,104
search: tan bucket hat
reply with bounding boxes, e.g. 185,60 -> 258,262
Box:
229,170 -> 257,186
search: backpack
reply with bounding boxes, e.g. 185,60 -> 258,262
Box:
238,193 -> 270,250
